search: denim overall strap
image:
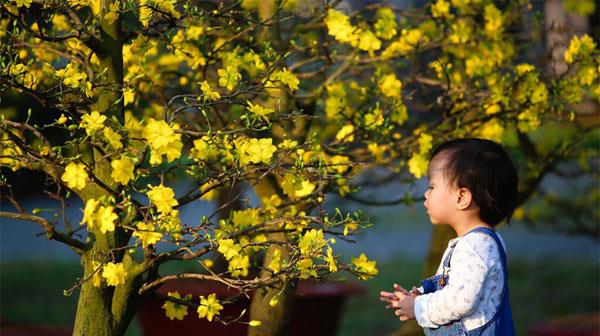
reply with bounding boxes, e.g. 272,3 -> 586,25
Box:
462,227 -> 516,336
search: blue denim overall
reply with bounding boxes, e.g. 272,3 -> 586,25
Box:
420,227 -> 516,336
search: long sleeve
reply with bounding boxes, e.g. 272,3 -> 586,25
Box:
414,236 -> 491,328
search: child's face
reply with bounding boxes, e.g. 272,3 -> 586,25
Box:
423,154 -> 460,226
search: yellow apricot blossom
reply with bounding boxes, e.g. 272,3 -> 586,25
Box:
111,156 -> 135,185
200,80 -> 221,101
132,222 -> 163,248
408,152 -> 429,179
236,137 -> 277,166
335,124 -> 355,142
142,119 -> 182,165
281,174 -> 315,198
217,66 -> 241,91
374,7 -> 397,40
103,127 -> 123,150
102,262 -> 127,286
61,162 -> 88,190
147,184 -> 178,214
564,34 -> 596,64
325,246 -> 337,272
81,199 -> 100,229
228,254 -> 250,277
246,101 -> 275,119
162,292 -> 190,320
80,111 -> 106,136
97,205 -> 118,233
379,73 -> 403,98
197,293 -> 223,322
268,249 -> 282,273
324,9 -> 358,45
352,253 -> 378,280
431,0 -> 451,18
299,229 -> 326,256
217,239 -> 241,260
273,68 -> 299,91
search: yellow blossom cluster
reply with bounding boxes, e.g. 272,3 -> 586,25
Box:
142,119 -> 183,165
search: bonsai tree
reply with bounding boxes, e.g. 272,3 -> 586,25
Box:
0,0 -> 597,335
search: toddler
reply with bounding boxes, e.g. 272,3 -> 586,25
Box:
380,138 -> 517,335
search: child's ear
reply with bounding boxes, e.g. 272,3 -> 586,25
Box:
455,187 -> 473,210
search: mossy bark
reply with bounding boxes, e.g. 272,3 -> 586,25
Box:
72,2 -> 133,335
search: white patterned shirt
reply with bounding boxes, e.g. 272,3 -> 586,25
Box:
414,231 -> 506,331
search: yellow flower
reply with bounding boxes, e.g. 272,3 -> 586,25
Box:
476,119 -> 504,142
61,162 -> 88,190
57,114 -> 68,125
91,261 -> 103,287
246,101 -> 275,119
142,119 -> 183,165
217,239 -> 241,260
16,0 -> 32,7
103,127 -> 123,150
564,34 -> 596,64
297,258 -> 316,279
299,229 -> 326,256
374,7 -> 397,40
249,320 -> 262,327
197,293 -> 223,322
515,63 -> 535,76
200,80 -> 221,102
133,222 -> 163,248
104,1 -> 120,24
147,184 -> 178,214
357,28 -> 381,55
484,4 -> 503,38
55,63 -> 87,89
408,152 -> 429,179
431,0 -> 450,18
352,253 -> 378,280
273,68 -> 299,91
236,137 -> 277,166
267,249 -> 282,273
81,199 -> 100,229
417,133 -> 433,153
281,175 -> 315,198
228,254 -> 250,277
102,262 -> 127,286
97,205 -> 118,233
325,246 -> 337,272
217,66 -> 241,91
335,124 -> 355,142
80,111 -> 107,136
365,105 -> 384,130
379,73 -> 403,99
111,156 -> 135,185
324,9 -> 358,45
162,291 -> 190,320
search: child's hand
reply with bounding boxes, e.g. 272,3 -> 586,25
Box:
393,295 -> 416,321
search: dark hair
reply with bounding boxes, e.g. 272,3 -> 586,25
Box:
430,138 -> 518,226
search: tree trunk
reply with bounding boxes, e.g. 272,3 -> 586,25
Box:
73,2 -> 131,334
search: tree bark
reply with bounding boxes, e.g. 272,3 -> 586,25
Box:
72,2 -> 132,335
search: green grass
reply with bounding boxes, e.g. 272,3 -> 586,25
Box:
1,259 -> 598,336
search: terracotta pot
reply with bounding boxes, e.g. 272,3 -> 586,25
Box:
138,279 -> 364,336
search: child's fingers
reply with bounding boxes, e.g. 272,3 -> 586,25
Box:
411,286 -> 422,296
393,283 -> 409,294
